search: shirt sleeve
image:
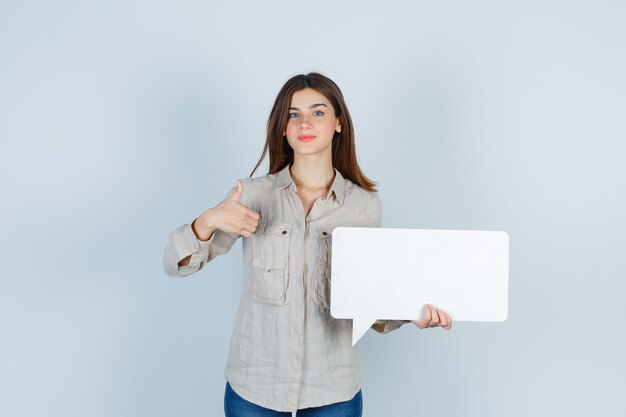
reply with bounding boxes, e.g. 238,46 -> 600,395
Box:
364,191 -> 411,334
371,319 -> 411,334
361,190 -> 383,228
163,186 -> 240,277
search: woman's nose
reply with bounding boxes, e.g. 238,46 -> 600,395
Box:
300,117 -> 312,129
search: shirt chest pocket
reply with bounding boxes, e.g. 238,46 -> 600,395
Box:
313,226 -> 335,310
251,223 -> 292,306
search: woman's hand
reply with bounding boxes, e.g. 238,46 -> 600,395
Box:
411,304 -> 452,330
193,180 -> 261,240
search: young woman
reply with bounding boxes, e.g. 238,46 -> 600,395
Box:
163,72 -> 452,417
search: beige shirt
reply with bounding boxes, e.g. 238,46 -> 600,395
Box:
163,164 -> 408,412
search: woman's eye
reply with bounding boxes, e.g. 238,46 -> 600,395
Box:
288,111 -> 323,118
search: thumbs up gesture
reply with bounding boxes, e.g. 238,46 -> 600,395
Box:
192,180 -> 261,241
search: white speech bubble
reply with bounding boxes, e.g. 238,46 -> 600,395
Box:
329,227 -> 509,346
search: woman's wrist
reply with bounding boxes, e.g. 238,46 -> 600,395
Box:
192,214 -> 216,241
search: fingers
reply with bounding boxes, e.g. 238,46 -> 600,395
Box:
242,216 -> 259,229
435,308 -> 451,330
428,304 -> 440,327
227,181 -> 260,221
239,229 -> 254,238
431,307 -> 452,330
242,207 -> 260,230
240,220 -> 259,236
245,208 -> 261,220
442,311 -> 452,330
221,180 -> 262,237
231,211 -> 258,237
414,304 -> 453,331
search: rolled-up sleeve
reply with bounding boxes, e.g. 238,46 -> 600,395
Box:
163,223 -> 238,277
371,319 -> 410,334
163,186 -> 240,277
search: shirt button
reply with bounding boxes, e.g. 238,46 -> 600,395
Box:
282,230 -> 287,235
322,232 -> 328,236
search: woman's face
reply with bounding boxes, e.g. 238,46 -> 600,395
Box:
283,88 -> 341,159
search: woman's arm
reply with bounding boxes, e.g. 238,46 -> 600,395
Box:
176,218 -> 217,267
163,180 -> 260,277
362,192 -> 452,333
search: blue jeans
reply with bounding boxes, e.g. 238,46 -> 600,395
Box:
224,381 -> 363,417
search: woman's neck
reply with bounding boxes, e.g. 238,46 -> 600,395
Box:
290,155 -> 334,191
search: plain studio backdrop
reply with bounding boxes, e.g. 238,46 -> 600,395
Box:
1,1 -> 624,416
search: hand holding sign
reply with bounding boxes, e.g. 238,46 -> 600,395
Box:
330,227 -> 509,345
411,303 -> 453,330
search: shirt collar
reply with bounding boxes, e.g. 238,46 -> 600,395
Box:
275,164 -> 346,205
274,164 -> 293,190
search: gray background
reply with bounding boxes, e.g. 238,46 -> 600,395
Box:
1,1 -> 624,416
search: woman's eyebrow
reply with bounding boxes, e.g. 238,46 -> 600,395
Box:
288,103 -> 328,111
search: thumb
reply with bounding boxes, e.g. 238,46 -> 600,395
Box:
228,179 -> 243,202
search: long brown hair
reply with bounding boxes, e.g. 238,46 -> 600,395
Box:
249,72 -> 378,192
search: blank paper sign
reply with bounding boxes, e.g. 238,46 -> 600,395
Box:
330,227 -> 509,346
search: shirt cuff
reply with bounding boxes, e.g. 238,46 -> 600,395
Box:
371,319 -> 411,334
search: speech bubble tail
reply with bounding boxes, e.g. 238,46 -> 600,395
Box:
352,317 -> 375,347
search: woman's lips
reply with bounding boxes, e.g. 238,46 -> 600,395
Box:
298,135 -> 316,142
